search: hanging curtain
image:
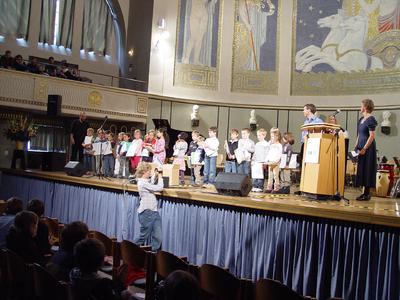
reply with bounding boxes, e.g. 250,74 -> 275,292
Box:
0,0 -> 31,40
39,0 -> 75,49
81,0 -> 113,55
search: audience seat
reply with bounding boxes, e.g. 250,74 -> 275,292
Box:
0,200 -> 6,214
199,263 -> 241,300
255,278 -> 316,300
31,263 -> 70,300
89,230 -> 120,278
42,217 -> 63,246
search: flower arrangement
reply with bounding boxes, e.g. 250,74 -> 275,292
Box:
3,115 -> 38,142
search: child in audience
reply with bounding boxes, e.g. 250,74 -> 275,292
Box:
47,221 -> 89,281
237,128 -> 255,175
251,128 -> 270,192
265,127 -> 283,193
173,132 -> 188,186
70,238 -> 119,300
142,129 -> 156,162
94,129 -> 107,175
280,132 -> 295,194
103,132 -> 115,177
191,135 -> 205,186
129,129 -> 144,174
120,133 -> 131,178
152,128 -> 167,167
202,127 -> 219,186
224,129 -> 239,173
187,131 -> 200,185
82,128 -> 95,174
27,199 -> 51,255
134,162 -> 164,251
114,132 -> 125,177
0,197 -> 23,248
6,211 -> 44,265
156,270 -> 201,300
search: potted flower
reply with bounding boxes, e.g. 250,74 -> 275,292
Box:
3,115 -> 38,150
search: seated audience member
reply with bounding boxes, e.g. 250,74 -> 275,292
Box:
156,270 -> 200,300
47,221 -> 89,281
45,56 -> 57,76
27,57 -> 41,74
70,238 -> 119,300
27,199 -> 51,255
13,55 -> 28,71
0,197 -> 23,247
0,50 -> 13,69
6,211 -> 45,265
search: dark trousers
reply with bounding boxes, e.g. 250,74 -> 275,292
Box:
71,143 -> 84,163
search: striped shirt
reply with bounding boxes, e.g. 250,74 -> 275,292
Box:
137,176 -> 164,213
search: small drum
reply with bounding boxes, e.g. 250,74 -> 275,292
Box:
376,170 -> 390,197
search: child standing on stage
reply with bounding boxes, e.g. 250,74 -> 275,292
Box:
114,132 -> 124,177
251,128 -> 270,192
280,132 -> 294,194
173,132 -> 188,186
224,129 -> 239,173
265,127 -> 283,193
237,128 -> 255,175
82,128 -> 95,174
141,130 -> 156,163
191,134 -> 205,186
129,129 -> 143,173
187,130 -> 200,185
134,162 -> 164,251
151,128 -> 167,167
120,133 -> 131,178
202,127 -> 219,187
94,129 -> 107,175
103,132 -> 115,177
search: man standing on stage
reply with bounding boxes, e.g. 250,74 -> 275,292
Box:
70,112 -> 89,163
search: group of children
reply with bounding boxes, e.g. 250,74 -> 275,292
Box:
80,125 -> 295,194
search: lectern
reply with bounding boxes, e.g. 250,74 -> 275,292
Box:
300,123 -> 345,199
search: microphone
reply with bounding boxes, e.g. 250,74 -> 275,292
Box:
105,116 -> 108,119
332,109 -> 341,116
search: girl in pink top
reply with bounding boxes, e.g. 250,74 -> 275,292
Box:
152,128 -> 167,166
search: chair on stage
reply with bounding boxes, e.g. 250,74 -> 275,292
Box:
31,263 -> 70,300
199,264 -> 241,300
42,217 -> 63,246
89,230 -> 120,279
120,240 -> 152,299
3,248 -> 33,300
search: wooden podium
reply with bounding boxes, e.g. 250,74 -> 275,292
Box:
300,123 -> 345,198
162,164 -> 180,186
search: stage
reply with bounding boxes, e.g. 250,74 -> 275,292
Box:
0,168 -> 399,300
1,168 -> 399,228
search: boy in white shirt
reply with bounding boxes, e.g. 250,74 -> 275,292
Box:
202,126 -> 219,186
251,128 -> 270,192
237,128 -> 255,175
265,127 -> 283,193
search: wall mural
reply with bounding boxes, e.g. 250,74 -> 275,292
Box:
232,0 -> 279,94
292,0 -> 400,95
174,0 -> 222,90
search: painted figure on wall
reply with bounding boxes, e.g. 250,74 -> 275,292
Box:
180,0 -> 218,67
236,0 -> 275,71
294,0 -> 400,74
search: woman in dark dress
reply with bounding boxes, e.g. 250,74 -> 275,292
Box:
355,99 -> 377,201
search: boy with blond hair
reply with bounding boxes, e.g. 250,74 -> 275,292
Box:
251,128 -> 269,192
237,128 -> 255,175
202,126 -> 219,186
265,127 -> 283,193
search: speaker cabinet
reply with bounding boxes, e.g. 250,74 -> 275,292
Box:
47,95 -> 62,116
214,173 -> 252,197
42,152 -> 67,171
64,161 -> 85,177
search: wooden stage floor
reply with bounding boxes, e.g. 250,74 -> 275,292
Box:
1,168 -> 400,228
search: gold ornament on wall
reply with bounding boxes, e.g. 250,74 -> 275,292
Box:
88,91 -> 102,108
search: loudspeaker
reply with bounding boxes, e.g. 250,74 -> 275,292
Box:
47,95 -> 62,116
214,173 -> 252,197
42,152 -> 67,171
64,161 -> 85,177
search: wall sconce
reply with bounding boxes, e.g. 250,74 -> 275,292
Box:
158,18 -> 166,30
191,105 -> 200,127
249,109 -> 257,131
128,48 -> 134,57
